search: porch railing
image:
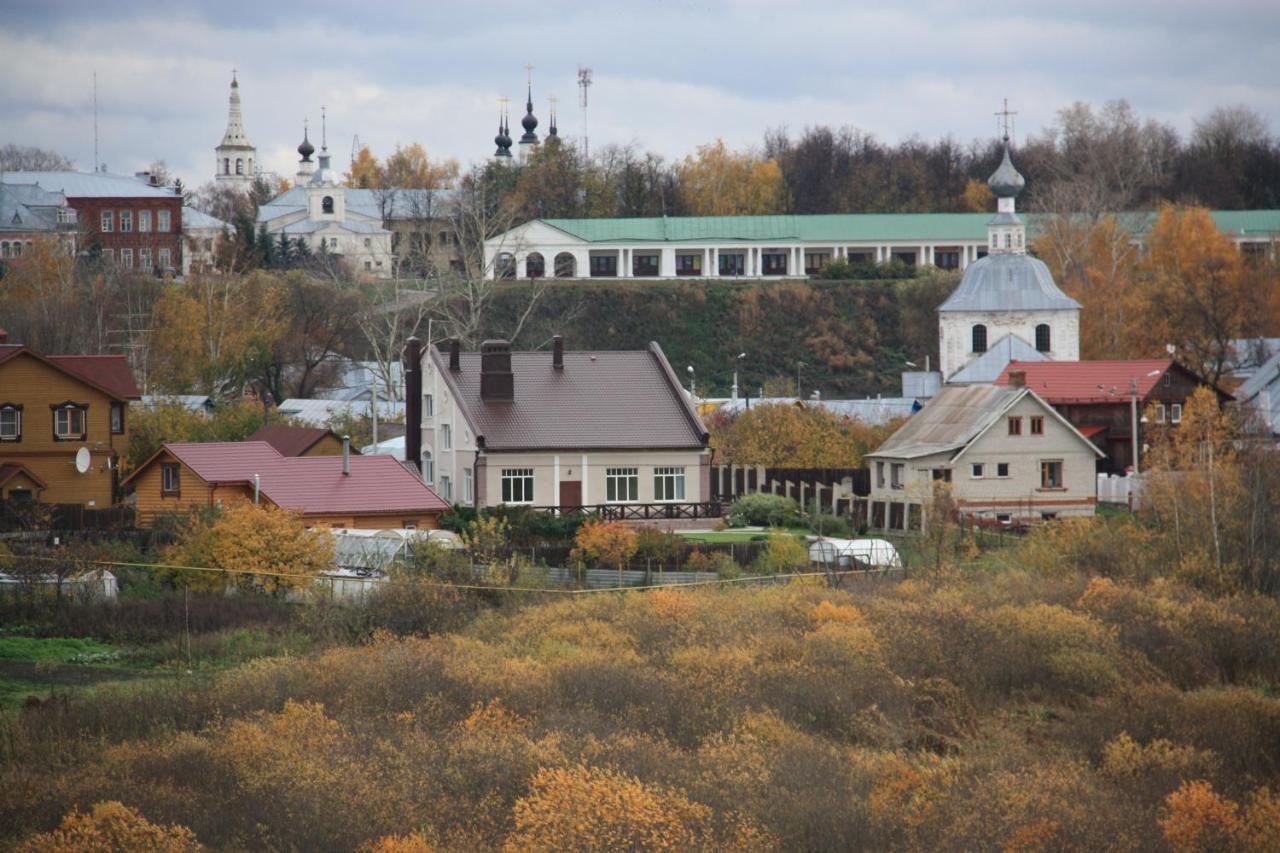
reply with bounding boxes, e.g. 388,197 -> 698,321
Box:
543,501 -> 724,521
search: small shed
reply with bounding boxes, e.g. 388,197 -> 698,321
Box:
808,538 -> 901,569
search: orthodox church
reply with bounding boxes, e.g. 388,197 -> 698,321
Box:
937,137 -> 1081,381
492,71 -> 558,163
214,73 -> 257,190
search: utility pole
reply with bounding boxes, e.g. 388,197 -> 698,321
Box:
732,352 -> 746,403
1130,377 -> 1140,475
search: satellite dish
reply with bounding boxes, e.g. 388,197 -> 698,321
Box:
74,447 -> 91,474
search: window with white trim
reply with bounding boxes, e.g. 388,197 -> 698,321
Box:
463,468 -> 473,504
121,248 -> 133,268
424,394 -> 433,417
0,404 -> 21,441
971,463 -> 984,478
422,450 -> 434,485
1156,403 -> 1166,423
606,467 -> 639,502
139,210 -> 151,232
140,248 -> 152,271
158,248 -> 171,269
440,475 -> 452,501
501,468 -> 534,504
53,404 -> 86,440
161,463 -> 181,494
157,210 -> 171,232
654,466 -> 685,502
120,211 -> 132,233
100,210 -> 113,232
441,423 -> 451,449
1171,403 -> 1183,424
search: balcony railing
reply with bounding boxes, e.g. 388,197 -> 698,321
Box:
544,501 -> 724,521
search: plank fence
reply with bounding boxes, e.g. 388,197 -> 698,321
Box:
712,465 -> 870,515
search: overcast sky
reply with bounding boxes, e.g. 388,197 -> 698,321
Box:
2,0 -> 1278,189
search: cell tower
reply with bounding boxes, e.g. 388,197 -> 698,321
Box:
351,134 -> 362,167
577,66 -> 593,160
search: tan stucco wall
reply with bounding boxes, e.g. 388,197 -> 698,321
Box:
479,449 -> 709,509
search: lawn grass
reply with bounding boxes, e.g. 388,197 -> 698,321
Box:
676,530 -> 771,544
0,636 -> 116,663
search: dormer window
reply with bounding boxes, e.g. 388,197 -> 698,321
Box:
322,196 -> 335,214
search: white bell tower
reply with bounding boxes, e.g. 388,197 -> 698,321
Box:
215,71 -> 257,190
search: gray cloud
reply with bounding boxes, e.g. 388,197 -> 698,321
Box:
0,0 -> 1277,188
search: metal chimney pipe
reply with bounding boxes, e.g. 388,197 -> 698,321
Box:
253,473 -> 260,504
404,336 -> 423,474
342,435 -> 351,476
552,335 -> 564,370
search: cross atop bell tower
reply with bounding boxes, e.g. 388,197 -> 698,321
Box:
994,97 -> 1018,142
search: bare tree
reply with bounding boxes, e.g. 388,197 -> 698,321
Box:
0,143 -> 74,171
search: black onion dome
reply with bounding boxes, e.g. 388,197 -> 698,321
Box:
987,138 -> 1026,198
297,129 -> 315,161
521,109 -> 538,133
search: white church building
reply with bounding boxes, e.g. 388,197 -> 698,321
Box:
214,73 -> 257,190
936,139 -> 1081,380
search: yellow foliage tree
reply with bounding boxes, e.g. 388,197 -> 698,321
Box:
347,145 -> 383,188
347,143 -> 460,190
677,139 -> 787,216
710,402 -> 899,467
504,764 -> 773,852
572,519 -> 639,584
17,801 -> 200,853
162,502 -> 334,594
961,178 -> 994,213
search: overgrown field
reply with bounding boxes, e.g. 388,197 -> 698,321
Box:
3,572 -> 1278,851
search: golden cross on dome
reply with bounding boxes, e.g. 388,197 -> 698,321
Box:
525,63 -> 534,85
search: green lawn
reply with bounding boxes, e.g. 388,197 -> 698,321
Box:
0,635 -> 117,663
678,529 -> 777,544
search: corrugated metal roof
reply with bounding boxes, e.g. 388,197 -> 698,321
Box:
139,394 -> 213,412
867,384 -> 1025,460
249,426 -> 340,457
276,398 -> 405,426
947,334 -> 1050,384
156,441 -> 448,515
183,207 -> 229,231
435,344 -> 707,451
3,171 -> 179,199
534,210 -> 1280,244
0,346 -> 140,400
938,253 -> 1081,313
1237,351 -> 1280,402
992,359 -> 1176,403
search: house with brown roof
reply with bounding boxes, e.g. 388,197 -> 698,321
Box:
0,329 -> 140,507
420,337 -> 711,520
123,440 -> 448,529
865,379 -> 1104,530
248,425 -> 351,457
993,359 -> 1228,473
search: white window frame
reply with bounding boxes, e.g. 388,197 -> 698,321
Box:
138,210 -> 151,232
119,210 -> 132,233
890,463 -> 904,490
501,468 -> 534,504
54,405 -> 86,440
100,210 -> 113,232
158,247 -> 171,269
120,248 -> 133,269
157,210 -> 171,232
161,462 -> 181,493
606,467 -> 639,503
1171,403 -> 1183,424
139,248 -> 152,271
440,475 -> 452,502
0,405 -> 21,440
424,394 -> 433,417
971,463 -> 984,478
463,468 -> 473,504
422,450 -> 434,485
1156,403 -> 1166,423
654,466 -> 686,502
441,423 -> 451,450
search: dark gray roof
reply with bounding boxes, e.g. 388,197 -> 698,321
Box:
434,343 -> 708,451
938,253 -> 1081,313
867,385 -> 1026,460
988,144 -> 1026,198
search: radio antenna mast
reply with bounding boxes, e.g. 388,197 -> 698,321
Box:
93,70 -> 100,172
577,66 -> 593,160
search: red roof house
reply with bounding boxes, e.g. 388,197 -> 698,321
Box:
124,441 -> 448,529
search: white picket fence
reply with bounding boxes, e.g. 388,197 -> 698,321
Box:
1097,473 -> 1145,510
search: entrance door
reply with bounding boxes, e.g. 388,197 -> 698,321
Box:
559,480 -> 582,510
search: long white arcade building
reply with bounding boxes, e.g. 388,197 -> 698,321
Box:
482,210 -> 1280,280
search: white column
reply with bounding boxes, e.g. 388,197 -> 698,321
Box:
516,255 -> 528,278
619,248 -> 629,277
660,247 -> 675,277
709,247 -> 718,277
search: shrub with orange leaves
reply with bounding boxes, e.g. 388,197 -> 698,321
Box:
504,764 -> 775,852
17,801 -> 200,853
1160,780 -> 1243,852
359,831 -> 434,853
571,519 -> 639,583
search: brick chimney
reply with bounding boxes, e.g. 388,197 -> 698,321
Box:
552,335 -> 564,370
448,338 -> 461,372
1008,369 -> 1026,388
480,339 -> 514,401
404,336 -> 422,473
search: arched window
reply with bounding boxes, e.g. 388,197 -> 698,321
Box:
248,158 -> 254,175
1004,232 -> 1012,249
223,157 -> 230,175
496,252 -> 516,279
525,252 -> 545,279
322,196 -> 334,214
972,324 -> 988,354
236,158 -> 244,175
422,450 -> 434,485
1035,324 -> 1051,352
554,252 -> 577,278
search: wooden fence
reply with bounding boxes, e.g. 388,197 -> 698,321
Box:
0,502 -> 134,533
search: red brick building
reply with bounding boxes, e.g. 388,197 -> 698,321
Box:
1,171 -> 183,275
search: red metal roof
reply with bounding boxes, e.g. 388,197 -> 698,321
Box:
153,442 -> 449,516
1077,424 -> 1109,439
994,359 -> 1176,404
248,425 -> 343,457
0,345 -> 140,400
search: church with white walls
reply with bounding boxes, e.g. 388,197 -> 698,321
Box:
214,73 -> 257,190
937,137 -> 1081,382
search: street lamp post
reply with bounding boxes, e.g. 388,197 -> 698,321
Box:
686,365 -> 696,401
732,352 -> 746,402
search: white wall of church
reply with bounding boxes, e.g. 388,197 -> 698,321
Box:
940,309 -> 1080,379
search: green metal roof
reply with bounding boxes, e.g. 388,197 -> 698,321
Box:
539,210 -> 1280,244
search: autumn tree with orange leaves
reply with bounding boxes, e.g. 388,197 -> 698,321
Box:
677,139 -> 788,216
571,519 -> 639,584
710,402 -> 900,468
17,801 -> 200,853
